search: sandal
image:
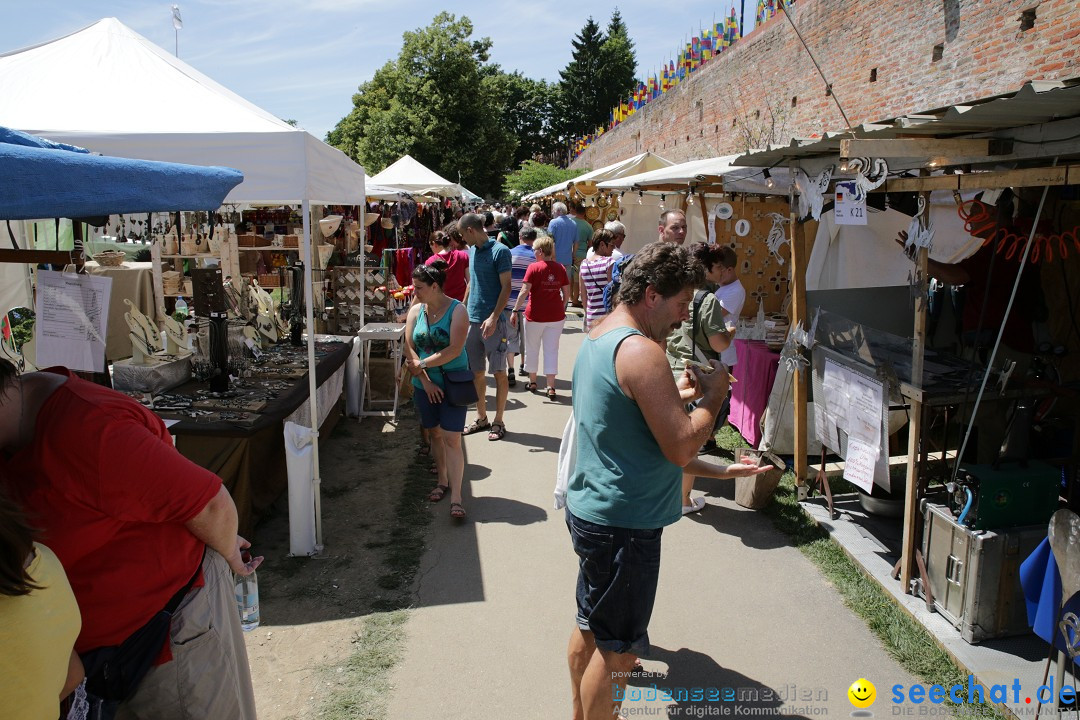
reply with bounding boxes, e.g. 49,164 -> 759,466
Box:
525,382 -> 538,392
450,502 -> 466,519
428,484 -> 449,502
546,387 -> 557,400
462,417 -> 491,436
429,463 -> 438,475
418,443 -> 431,457
487,421 -> 506,441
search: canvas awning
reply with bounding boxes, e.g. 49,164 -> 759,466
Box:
523,151 -> 674,201
596,154 -> 795,195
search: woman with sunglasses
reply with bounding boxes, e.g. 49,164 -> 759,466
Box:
404,260 -> 471,520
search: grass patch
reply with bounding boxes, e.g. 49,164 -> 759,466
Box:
737,442 -> 1007,720
717,425 -> 1004,717
319,411 -> 433,720
320,611 -> 409,720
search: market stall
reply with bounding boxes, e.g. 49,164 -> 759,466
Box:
0,18 -> 369,555
597,154 -> 803,448
729,81 -> 1080,691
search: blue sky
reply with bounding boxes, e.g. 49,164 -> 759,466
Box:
0,1 -> 758,141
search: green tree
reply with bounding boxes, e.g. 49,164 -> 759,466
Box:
326,13 -> 517,198
503,160 -> 586,200
554,17 -> 607,140
491,72 -> 561,165
598,9 -> 638,120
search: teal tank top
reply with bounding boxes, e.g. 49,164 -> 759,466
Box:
411,299 -> 469,389
567,325 -> 683,529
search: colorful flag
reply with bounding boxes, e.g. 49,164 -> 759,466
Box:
726,7 -> 741,45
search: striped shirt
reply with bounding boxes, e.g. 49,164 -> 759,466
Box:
579,255 -> 615,328
507,243 -> 536,309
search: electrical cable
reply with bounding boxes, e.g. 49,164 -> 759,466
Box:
779,4 -> 854,131
954,160 -> 1057,473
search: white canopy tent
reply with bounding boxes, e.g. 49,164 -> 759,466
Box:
523,151 -> 674,201
457,184 -> 483,204
596,154 -> 791,195
0,17 -> 369,556
366,183 -> 411,201
369,155 -> 460,198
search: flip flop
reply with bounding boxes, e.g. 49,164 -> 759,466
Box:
462,417 -> 491,436
450,502 -> 466,519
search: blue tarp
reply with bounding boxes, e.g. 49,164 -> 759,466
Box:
0,126 -> 90,153
0,126 -> 243,220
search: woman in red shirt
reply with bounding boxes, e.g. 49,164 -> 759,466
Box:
510,236 -> 569,399
425,225 -> 470,301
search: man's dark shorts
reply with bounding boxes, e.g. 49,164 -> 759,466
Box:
565,508 -> 663,657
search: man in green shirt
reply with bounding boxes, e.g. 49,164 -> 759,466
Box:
569,201 -> 593,307
565,242 -> 769,720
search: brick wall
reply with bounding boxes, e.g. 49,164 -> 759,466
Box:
572,0 -> 1080,170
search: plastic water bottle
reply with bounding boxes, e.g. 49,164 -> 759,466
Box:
235,569 -> 260,632
174,296 -> 188,318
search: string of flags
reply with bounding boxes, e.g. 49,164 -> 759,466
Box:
572,0 -> 796,159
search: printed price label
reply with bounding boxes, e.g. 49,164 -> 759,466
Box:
834,181 -> 867,226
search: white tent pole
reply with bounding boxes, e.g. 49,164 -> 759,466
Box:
301,200 -> 323,548
359,203 -> 366,330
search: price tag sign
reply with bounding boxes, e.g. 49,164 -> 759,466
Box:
834,181 -> 867,225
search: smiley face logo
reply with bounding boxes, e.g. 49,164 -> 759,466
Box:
848,678 -> 876,709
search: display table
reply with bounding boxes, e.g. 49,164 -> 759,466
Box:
729,339 -> 781,448
149,339 -> 353,535
85,261 -> 156,361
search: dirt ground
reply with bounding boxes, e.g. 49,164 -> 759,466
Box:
243,408 -> 422,720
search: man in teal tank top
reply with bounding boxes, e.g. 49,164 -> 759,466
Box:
565,242 -> 770,720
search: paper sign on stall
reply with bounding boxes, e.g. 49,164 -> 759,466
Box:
34,270 -> 112,372
819,358 -> 885,492
843,438 -> 878,492
834,181 -> 867,226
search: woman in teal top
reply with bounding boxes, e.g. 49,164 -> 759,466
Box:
404,260 -> 471,520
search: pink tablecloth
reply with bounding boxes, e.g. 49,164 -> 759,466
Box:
729,339 -> 781,448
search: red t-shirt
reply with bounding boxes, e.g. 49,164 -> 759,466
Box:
2,369 -> 221,654
523,260 -> 569,322
426,249 -> 469,301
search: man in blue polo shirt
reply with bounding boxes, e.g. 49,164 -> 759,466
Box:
547,202 -> 578,290
459,212 -> 513,440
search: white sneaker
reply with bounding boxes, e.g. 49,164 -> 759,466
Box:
681,497 -> 706,515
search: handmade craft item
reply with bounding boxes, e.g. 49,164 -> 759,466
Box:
845,157 -> 889,201
795,166 -> 833,221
